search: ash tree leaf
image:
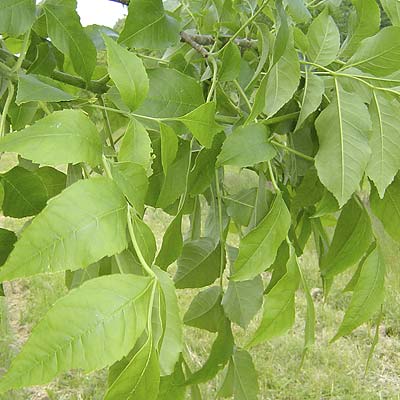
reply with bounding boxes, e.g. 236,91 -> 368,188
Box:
340,0 -> 380,58
16,74 -> 75,104
174,238 -> 225,289
216,123 -> 276,168
273,0 -> 289,65
119,0 -> 180,50
231,193 -> 291,281
331,246 -> 385,342
222,275 -> 264,329
381,0 -> 400,26
370,176 -> 400,243
312,189 -> 339,218
346,27 -> 400,77
130,214 -> 157,267
0,177 -> 128,282
34,167 -> 67,199
0,274 -> 154,393
366,91 -> 400,198
0,229 -> 17,266
43,0 -> 97,82
135,69 -> 204,118
0,109 -> 102,167
231,349 -> 259,400
0,182 -> 3,209
219,43 -> 241,82
295,71 -> 324,131
103,35 -> 149,111
104,333 -> 160,400
0,0 -> 36,37
178,102 -> 223,148
321,198 -> 373,279
225,188 -> 257,227
306,9 -> 340,66
315,81 -> 371,207
286,0 -> 311,24
183,286 -> 224,333
157,360 -> 186,400
247,250 -> 300,348
160,123 -> 178,175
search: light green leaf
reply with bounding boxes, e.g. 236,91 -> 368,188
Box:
216,123 -> 275,167
347,27 -> 400,77
118,119 -> 152,171
103,35 -> 149,111
286,0 -> 311,24
135,69 -> 204,118
315,81 -> 371,207
307,9 -> 340,66
321,198 -> 373,279
232,193 -> 291,281
119,0 -> 179,50
222,276 -> 264,329
332,246 -> 385,342
130,214 -> 156,267
104,333 -> 159,400
295,71 -> 324,131
340,0 -> 380,58
370,176 -> 400,243
219,43 -> 241,82
0,274 -> 153,392
312,189 -> 339,218
43,0 -> 97,82
160,123 -> 178,175
178,102 -> 222,148
366,91 -> 400,198
0,177 -> 128,281
381,0 -> 400,26
16,74 -> 75,104
0,0 -> 35,37
183,286 -> 224,333
0,229 -> 17,266
0,109 -> 102,167
247,251 -> 300,348
231,350 -> 259,400
174,238 -> 225,289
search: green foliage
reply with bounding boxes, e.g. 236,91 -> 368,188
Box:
0,0 -> 399,397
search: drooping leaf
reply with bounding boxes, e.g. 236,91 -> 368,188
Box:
321,198 -> 373,279
315,81 -> 371,207
157,359 -> 186,400
0,0 -> 35,37
119,0 -> 180,50
306,9 -> 340,66
43,0 -> 97,81
219,43 -> 241,82
332,247 -> 385,342
0,177 -> 128,281
381,0 -> 400,26
0,229 -> 17,266
0,274 -> 153,392
104,35 -> 149,111
232,193 -> 291,281
130,214 -> 157,267
216,123 -> 275,167
273,0 -> 289,65
0,110 -> 102,167
178,102 -> 222,148
160,123 -> 178,175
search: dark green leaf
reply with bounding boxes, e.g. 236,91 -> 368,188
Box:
0,229 -> 17,266
219,43 -> 241,82
0,0 -> 35,37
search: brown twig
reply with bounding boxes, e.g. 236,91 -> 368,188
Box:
180,31 -> 209,58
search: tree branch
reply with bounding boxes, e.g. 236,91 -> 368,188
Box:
180,31 -> 209,58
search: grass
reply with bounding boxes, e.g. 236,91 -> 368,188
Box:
0,164 -> 400,399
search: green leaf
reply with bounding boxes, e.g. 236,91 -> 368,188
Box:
135,69 -> 204,118
331,246 -> 385,342
286,0 -> 311,24
34,166 -> 67,199
370,176 -> 400,243
16,74 -> 75,104
43,0 -> 97,82
119,119 -> 152,171
247,250 -> 300,348
174,238 -> 225,289
295,71 -> 324,131
312,189 -> 339,218
103,35 -> 149,111
306,9 -> 340,66
347,27 -> 400,77
0,274 -> 153,392
222,275 -> 264,329
340,0 -> 380,58
381,0 -> 400,26
178,102 -> 222,148
110,161 -> 148,216
216,123 -> 275,167
131,214 -> 157,267
231,193 -> 291,281
153,267 -> 183,376
0,177 -> 128,281
0,229 -> 17,266
315,82 -> 371,207
366,91 -> 400,198
321,198 -> 373,279
160,123 -> 178,175
0,0 -> 36,37
119,0 -> 180,50
225,188 -> 257,227
273,0 -> 289,65
104,333 -> 160,400
157,360 -> 186,400
0,110 -> 102,167
219,43 -> 241,82
183,286 -> 224,332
